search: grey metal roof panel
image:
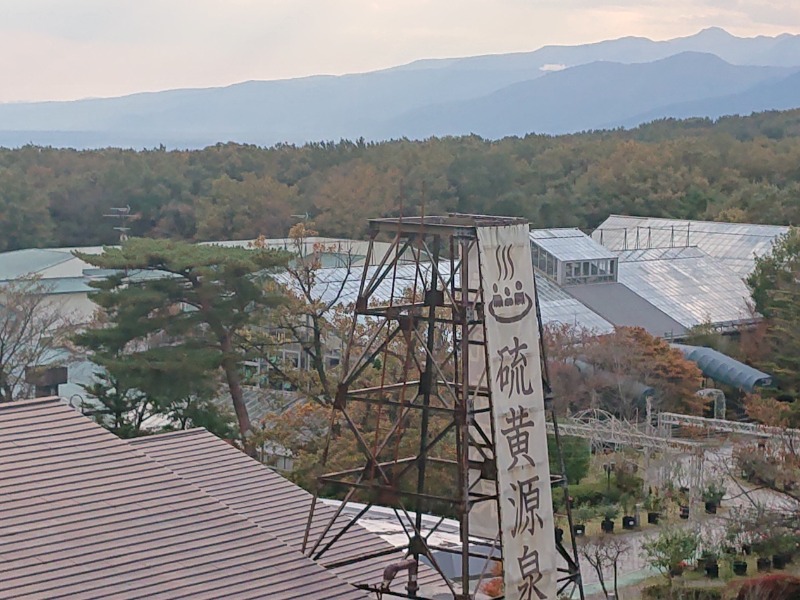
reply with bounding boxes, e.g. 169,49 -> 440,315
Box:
131,428 -> 439,590
564,282 -> 687,338
0,248 -> 73,280
530,228 -> 616,261
0,398 -> 366,600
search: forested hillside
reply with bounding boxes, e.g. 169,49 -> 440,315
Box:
2,109 -> 800,252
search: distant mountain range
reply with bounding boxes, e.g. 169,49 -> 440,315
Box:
2,27 -> 800,149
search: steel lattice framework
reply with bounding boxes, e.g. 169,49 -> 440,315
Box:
658,412 -> 800,442
302,215 -> 584,600
552,409 -> 699,452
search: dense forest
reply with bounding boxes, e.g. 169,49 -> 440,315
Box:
2,109 -> 800,252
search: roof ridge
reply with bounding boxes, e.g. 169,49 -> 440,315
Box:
0,396 -> 64,410
129,427 -> 210,443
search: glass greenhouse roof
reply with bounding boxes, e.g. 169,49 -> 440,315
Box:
274,263 -> 612,333
616,247 -> 755,328
530,228 -> 616,262
593,215 -> 788,275
534,276 -> 614,333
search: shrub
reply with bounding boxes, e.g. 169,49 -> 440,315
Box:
614,469 -> 644,495
735,574 -> 800,600
548,435 -> 590,484
568,481 -> 606,506
643,586 -> 721,599
568,480 -> 623,507
642,527 -> 700,579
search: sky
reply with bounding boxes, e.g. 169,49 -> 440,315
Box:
1,0 -> 799,103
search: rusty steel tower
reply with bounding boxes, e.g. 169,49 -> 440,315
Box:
303,215 -> 584,600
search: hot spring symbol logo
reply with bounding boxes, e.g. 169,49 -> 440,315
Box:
488,244 -> 533,324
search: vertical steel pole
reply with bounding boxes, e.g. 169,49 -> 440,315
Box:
458,236 -> 471,599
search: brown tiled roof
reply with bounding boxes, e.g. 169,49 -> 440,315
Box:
131,428 -> 439,590
0,398 -> 366,600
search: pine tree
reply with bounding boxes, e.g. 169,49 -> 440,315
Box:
74,238 -> 288,442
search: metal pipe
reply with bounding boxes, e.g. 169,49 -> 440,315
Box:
382,559 -> 418,592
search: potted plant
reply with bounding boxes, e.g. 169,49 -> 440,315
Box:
702,480 -> 725,514
620,494 -> 636,530
752,536 -> 775,572
554,514 -> 568,545
700,549 -> 720,578
668,561 -> 687,578
573,505 -> 594,537
601,505 -> 619,534
732,554 -> 748,576
679,504 -> 690,520
642,527 -> 699,582
771,534 -> 797,569
724,510 -> 752,577
757,556 -> 772,572
643,492 -> 663,525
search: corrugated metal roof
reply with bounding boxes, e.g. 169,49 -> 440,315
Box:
672,344 -> 773,392
42,277 -> 93,294
0,248 -> 73,280
130,428 -> 439,591
0,398 -> 367,600
530,228 -> 616,262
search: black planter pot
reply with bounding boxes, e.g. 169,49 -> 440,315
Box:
668,565 -> 684,578
704,560 -> 719,579
772,554 -> 787,569
647,511 -> 660,524
732,560 -> 748,576
622,516 -> 636,530
679,505 -> 690,520
757,557 -> 771,572
601,519 -> 615,533
704,501 -> 717,514
573,524 -> 585,537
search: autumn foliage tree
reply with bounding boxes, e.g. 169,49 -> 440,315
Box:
255,221 -> 356,405
544,324 -> 704,419
2,110 -> 800,251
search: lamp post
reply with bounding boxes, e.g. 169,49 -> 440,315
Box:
603,461 -> 616,492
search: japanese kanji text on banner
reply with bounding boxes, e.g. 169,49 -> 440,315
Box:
477,224 -> 557,600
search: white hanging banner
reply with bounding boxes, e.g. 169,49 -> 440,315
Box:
477,224 -> 557,600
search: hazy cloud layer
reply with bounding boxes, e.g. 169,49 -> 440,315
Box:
1,0 -> 798,102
